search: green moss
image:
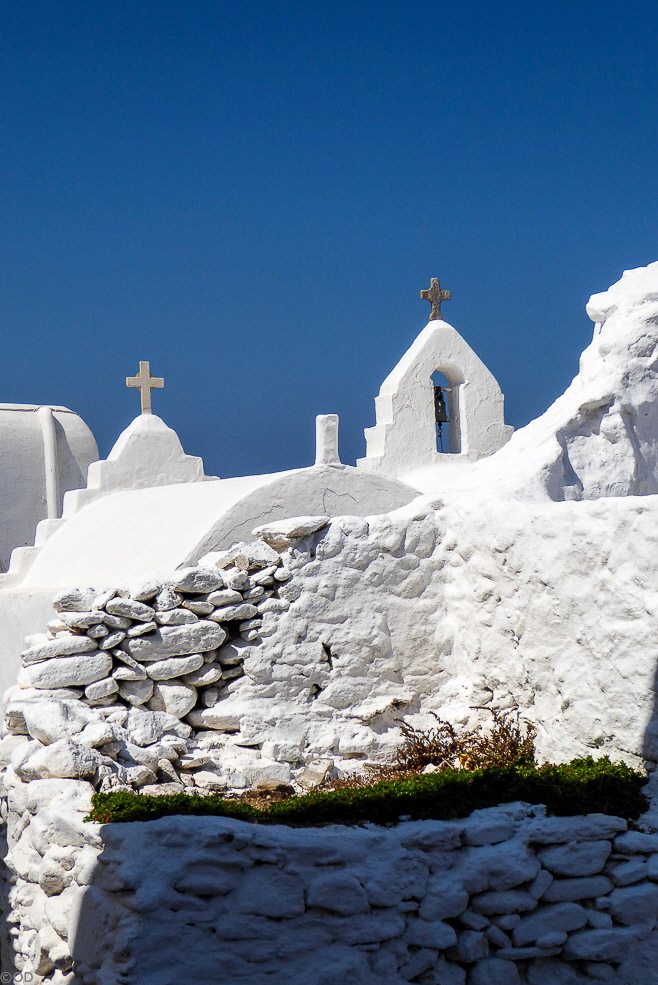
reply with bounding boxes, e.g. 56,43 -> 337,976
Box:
87,757 -> 648,826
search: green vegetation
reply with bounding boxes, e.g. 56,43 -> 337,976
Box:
88,757 -> 648,826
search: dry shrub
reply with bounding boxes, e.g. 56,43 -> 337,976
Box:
325,709 -> 536,790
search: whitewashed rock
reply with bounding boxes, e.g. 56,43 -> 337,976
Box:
608,883 -> 658,925
99,630 -> 126,649
538,840 -> 611,877
125,708 -> 191,745
105,597 -> 155,620
207,589 -> 244,607
102,613 -> 131,630
223,568 -> 248,589
543,875 -> 613,901
53,589 -> 98,612
209,603 -> 258,622
182,662 -> 223,686
216,640 -> 250,666
186,707 -> 242,731
155,608 -> 198,626
126,621 -> 157,637
182,600 -> 214,615
513,902 -> 589,946
153,587 -> 183,611
528,816 -> 627,844
146,654 -> 204,680
16,738 -> 102,780
130,580 -> 160,602
172,567 -> 223,593
85,677 -> 119,700
27,653 -> 112,689
252,515 -> 330,548
118,679 -> 154,705
60,611 -> 105,629
87,623 -> 110,639
21,699 -> 96,744
123,620 -> 226,660
233,541 -> 282,570
148,682 -> 197,718
112,666 -> 147,681
22,635 -> 98,665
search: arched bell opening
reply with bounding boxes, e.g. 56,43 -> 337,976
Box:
430,370 -> 461,454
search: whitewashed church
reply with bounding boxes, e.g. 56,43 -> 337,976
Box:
4,264 -> 658,984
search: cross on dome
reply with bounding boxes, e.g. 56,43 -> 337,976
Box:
420,277 -> 451,321
126,361 -> 164,414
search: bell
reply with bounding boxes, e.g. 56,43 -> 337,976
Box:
433,386 -> 450,424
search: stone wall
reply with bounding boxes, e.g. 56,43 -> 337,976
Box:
4,788 -> 658,984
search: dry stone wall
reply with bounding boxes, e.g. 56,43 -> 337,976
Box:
4,792 -> 658,984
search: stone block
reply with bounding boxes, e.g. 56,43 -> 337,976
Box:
526,815 -> 627,844
543,874 -> 613,902
470,957 -> 521,984
513,902 -> 588,946
306,872 -> 370,915
404,917 -> 457,949
123,620 -> 226,660
608,882 -> 658,925
538,839 -> 611,877
28,653 -> 113,690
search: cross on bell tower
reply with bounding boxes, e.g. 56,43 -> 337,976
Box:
126,361 -> 164,414
420,277 -> 451,321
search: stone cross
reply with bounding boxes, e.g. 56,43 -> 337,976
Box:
126,361 -> 164,414
420,278 -> 451,321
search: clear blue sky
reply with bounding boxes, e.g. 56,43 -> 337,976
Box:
2,1 -> 657,477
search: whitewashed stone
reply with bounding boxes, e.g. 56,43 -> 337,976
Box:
538,840 -> 611,877
155,608 -> 198,626
172,567 -> 223,593
126,620 -> 157,637
513,902 -> 589,946
153,587 -> 183,611
470,958 -> 520,985
528,816 -> 627,844
615,831 -> 658,854
105,597 -> 155,620
563,926 -> 643,961
209,603 -> 258,622
207,589 -> 243,607
85,677 -> 119,700
130,580 -> 160,602
146,654 -> 204,680
60,611 -> 105,629
27,653 -> 112,689
182,662 -> 222,686
608,883 -> 658,925
223,568 -> 248,589
102,613 -> 131,630
404,917 -> 457,949
99,630 -> 125,649
16,738 -> 102,780
53,589 -> 98,612
21,699 -> 95,744
233,541 -> 281,570
118,679 -> 154,705
252,515 -> 330,548
87,623 -> 109,639
112,665 -> 147,681
182,600 -> 214,615
123,620 -> 226,660
148,682 -> 197,718
543,875 -> 613,901
22,635 -> 98,665
186,707 -> 241,731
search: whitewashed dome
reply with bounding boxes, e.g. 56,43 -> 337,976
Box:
0,404 -> 97,569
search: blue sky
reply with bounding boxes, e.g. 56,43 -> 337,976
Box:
2,1 -> 657,477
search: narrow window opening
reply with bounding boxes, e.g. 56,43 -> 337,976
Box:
431,371 -> 454,453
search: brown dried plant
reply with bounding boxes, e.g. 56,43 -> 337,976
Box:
325,709 -> 536,791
